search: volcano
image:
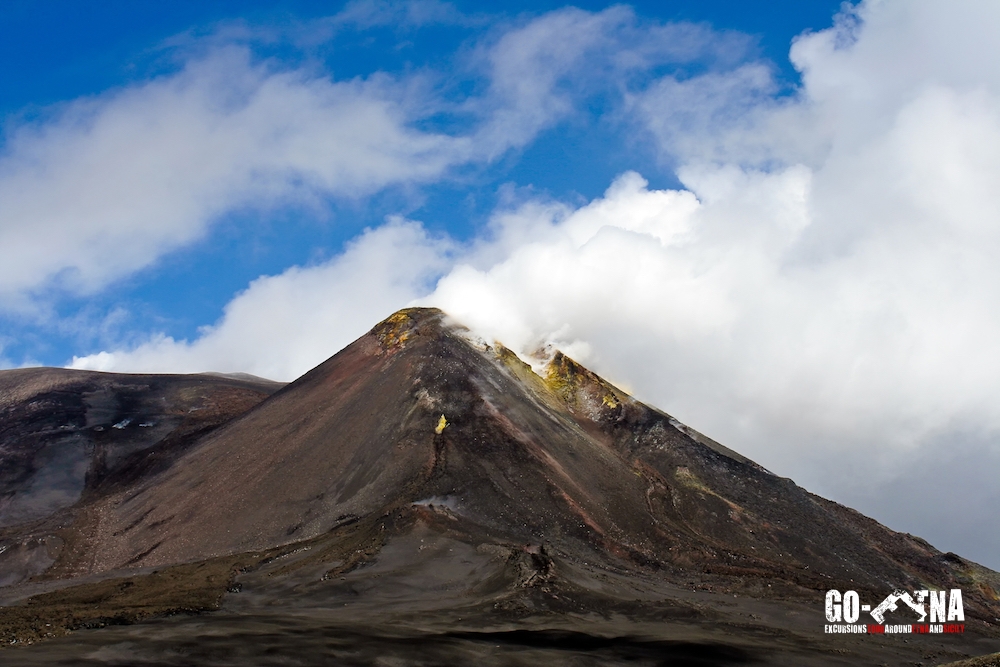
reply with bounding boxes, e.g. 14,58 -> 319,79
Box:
1,308 -> 998,666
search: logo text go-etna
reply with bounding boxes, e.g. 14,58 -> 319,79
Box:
824,589 -> 965,634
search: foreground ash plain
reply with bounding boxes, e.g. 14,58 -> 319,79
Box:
1,308 -> 998,666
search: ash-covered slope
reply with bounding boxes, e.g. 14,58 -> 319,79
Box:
0,369 -> 282,585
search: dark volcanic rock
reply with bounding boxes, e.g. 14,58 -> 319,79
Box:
1,308 -> 998,665
0,369 -> 282,584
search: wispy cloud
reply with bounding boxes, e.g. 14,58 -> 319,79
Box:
0,47 -> 465,307
331,0 -> 474,30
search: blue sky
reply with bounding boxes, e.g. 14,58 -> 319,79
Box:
3,1 -> 1000,569
0,0 -> 840,366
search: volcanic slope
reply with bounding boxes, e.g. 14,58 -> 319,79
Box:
0,369 -> 282,586
88,309 -> 693,571
59,310 -> 1000,603
2,308 -> 1000,666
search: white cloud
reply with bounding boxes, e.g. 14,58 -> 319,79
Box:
469,6 -> 632,156
424,156 -> 1000,564
469,6 -> 756,159
72,219 -> 451,379
0,47 -> 468,307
